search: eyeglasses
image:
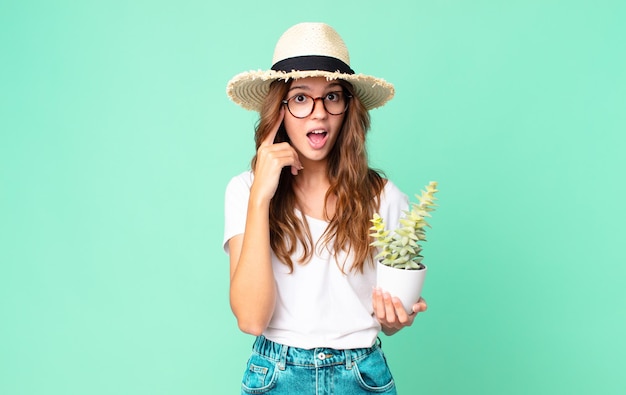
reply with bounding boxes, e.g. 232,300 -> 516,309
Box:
282,91 -> 351,119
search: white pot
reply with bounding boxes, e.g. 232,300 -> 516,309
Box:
376,261 -> 427,314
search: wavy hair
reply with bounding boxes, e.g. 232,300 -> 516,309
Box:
251,79 -> 386,273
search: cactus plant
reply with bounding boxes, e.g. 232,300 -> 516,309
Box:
370,181 -> 439,270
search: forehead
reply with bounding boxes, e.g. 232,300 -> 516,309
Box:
288,77 -> 343,92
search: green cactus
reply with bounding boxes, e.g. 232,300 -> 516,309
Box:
370,181 -> 439,270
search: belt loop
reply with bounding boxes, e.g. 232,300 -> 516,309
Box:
345,349 -> 353,370
278,344 -> 288,371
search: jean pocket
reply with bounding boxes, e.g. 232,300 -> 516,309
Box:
241,353 -> 279,394
352,349 -> 396,393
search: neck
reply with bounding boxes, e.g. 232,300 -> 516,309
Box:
294,159 -> 329,188
292,160 -> 334,220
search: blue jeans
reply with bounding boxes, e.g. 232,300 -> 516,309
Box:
240,335 -> 397,395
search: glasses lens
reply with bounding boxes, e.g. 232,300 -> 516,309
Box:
288,94 -> 313,118
324,91 -> 346,115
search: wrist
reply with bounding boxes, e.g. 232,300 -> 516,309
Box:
381,324 -> 401,336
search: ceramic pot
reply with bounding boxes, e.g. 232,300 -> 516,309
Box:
376,261 -> 427,314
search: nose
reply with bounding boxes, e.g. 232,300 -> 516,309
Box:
310,97 -> 328,119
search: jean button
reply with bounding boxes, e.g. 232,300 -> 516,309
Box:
317,352 -> 326,360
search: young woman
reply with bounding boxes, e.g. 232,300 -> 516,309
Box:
223,22 -> 427,395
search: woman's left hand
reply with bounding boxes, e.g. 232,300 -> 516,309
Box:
372,288 -> 427,335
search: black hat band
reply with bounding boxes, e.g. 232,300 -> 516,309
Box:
271,55 -> 355,75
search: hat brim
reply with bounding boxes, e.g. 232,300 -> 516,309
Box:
227,70 -> 394,112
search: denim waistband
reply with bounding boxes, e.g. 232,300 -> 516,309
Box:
251,335 -> 381,370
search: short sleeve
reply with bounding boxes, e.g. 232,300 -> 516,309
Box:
378,180 -> 410,233
223,171 -> 254,255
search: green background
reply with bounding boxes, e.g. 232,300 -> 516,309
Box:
1,0 -> 624,394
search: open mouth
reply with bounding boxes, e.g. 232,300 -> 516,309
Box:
307,130 -> 328,148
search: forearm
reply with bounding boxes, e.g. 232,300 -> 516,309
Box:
229,198 -> 277,335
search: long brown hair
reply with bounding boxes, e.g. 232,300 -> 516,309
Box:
251,79 -> 386,273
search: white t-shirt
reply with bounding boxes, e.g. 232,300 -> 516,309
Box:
223,170 -> 408,349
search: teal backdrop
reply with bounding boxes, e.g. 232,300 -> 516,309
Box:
1,1 -> 625,394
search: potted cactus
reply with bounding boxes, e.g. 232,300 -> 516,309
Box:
370,181 -> 439,314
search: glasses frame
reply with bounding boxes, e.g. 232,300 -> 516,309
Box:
281,91 -> 352,119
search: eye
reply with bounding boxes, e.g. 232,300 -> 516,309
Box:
325,92 -> 342,102
293,94 -> 308,104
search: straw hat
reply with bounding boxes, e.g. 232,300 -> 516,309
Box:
226,22 -> 395,112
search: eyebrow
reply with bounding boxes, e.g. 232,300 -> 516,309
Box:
288,82 -> 343,93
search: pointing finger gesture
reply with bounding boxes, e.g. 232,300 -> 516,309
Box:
251,108 -> 302,202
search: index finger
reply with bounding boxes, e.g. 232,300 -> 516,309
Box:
261,107 -> 285,147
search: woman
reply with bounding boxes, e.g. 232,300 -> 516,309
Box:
223,22 -> 427,394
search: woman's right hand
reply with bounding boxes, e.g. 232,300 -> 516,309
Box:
250,108 -> 303,202
229,109 -> 298,336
